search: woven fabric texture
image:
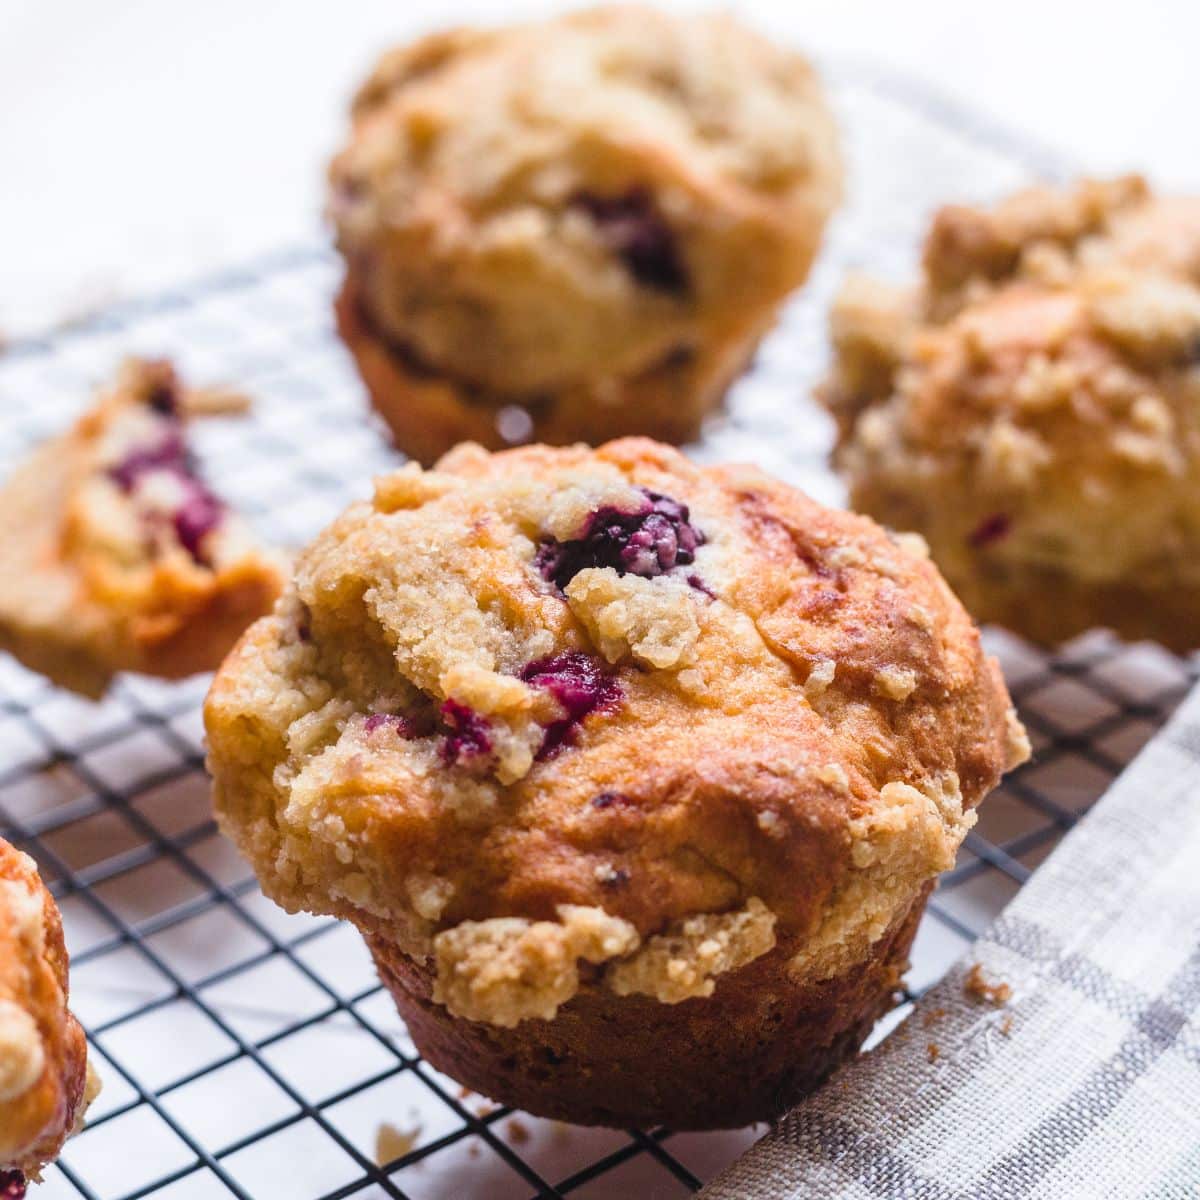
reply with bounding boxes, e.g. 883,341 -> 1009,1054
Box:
701,685 -> 1200,1200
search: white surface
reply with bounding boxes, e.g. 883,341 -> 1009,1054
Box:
0,0 -> 1196,339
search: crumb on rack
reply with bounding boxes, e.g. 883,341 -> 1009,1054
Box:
922,1006 -> 947,1027
964,963 -> 1012,1006
182,384 -> 254,417
375,1120 -> 421,1165
507,1117 -> 531,1145
1000,1014 -> 1014,1036
927,1041 -> 940,1063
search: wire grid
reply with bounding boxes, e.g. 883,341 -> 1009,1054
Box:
0,67 -> 1196,1200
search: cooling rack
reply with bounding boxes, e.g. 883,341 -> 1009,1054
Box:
1,66 -> 1195,1200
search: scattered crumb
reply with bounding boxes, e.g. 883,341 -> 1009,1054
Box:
593,861 -> 624,885
468,1142 -> 482,1159
926,1042 -> 940,1063
921,1006 -> 947,1028
874,664 -> 918,701
507,1118 -> 531,1145
964,963 -> 1012,1006
183,384 -> 253,416
756,809 -> 784,838
1000,1015 -> 1014,1036
375,1121 -> 420,1165
804,657 -> 837,698
457,1086 -> 474,1101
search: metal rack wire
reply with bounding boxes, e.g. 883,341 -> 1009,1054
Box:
1,68 -> 1194,1200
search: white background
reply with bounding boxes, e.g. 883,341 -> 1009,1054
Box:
1,0 -> 1196,340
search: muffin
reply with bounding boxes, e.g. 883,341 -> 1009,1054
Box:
329,6 -> 842,464
1,839 -> 98,1191
0,358 -> 286,697
205,437 -> 1025,1129
821,176 -> 1200,649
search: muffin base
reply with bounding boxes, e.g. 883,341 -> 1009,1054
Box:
366,891 -> 927,1130
336,279 -> 758,466
940,557 -> 1200,652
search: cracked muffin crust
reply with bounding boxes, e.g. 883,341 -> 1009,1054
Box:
822,176 -> 1200,648
0,359 -> 286,697
329,6 -> 842,464
205,437 -> 1025,1127
1,839 -> 97,1189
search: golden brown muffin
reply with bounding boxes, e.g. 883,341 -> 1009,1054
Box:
0,359 -> 286,697
205,438 -> 1026,1128
329,6 -> 842,464
0,839 -> 98,1189
821,176 -> 1200,649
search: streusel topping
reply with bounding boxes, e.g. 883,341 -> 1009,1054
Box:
207,439 -> 1022,1023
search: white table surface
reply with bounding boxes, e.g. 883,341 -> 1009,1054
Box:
1,0 -> 1196,340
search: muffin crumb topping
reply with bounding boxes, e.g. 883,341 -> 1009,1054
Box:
874,665 -> 919,701
433,905 -> 639,1026
606,898 -> 777,1003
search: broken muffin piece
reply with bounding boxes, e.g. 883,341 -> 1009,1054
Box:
0,358 -> 285,697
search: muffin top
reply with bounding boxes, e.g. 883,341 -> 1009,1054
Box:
1,840 -> 94,1180
329,6 -> 841,397
206,440 -> 1024,1026
823,177 -> 1200,591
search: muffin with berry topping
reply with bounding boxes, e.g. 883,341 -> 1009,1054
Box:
821,176 -> 1200,648
1,838 -> 99,1193
205,437 -> 1025,1128
329,5 -> 841,464
0,359 -> 285,697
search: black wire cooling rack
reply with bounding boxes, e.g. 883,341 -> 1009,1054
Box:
1,67 -> 1195,1200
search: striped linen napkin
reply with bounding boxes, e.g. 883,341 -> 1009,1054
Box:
701,684 -> 1200,1200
